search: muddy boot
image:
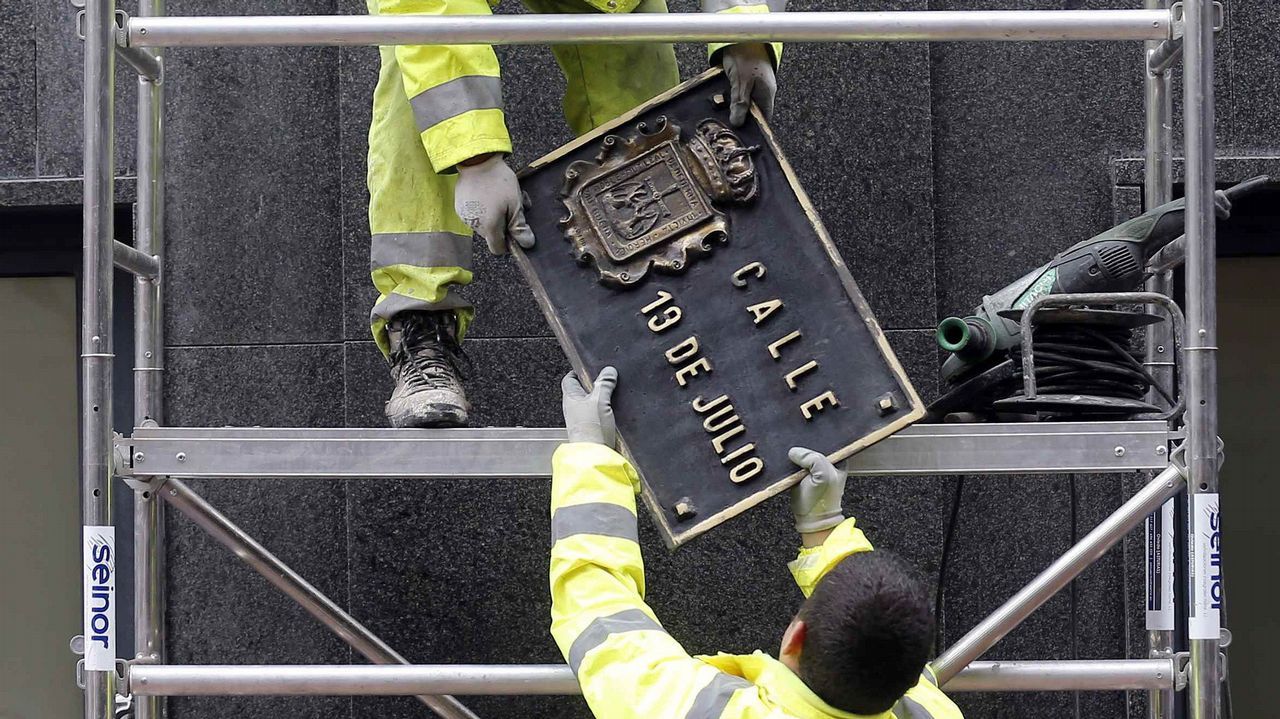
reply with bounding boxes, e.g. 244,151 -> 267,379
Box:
384,311 -> 471,428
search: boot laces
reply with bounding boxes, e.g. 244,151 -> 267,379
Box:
392,315 -> 471,392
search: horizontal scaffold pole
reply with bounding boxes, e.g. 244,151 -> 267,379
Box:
113,239 -> 160,278
128,659 -> 1179,696
125,10 -> 1173,48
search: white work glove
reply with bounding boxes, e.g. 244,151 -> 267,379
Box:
454,154 -> 536,255
789,447 -> 847,534
561,366 -> 619,448
721,43 -> 776,127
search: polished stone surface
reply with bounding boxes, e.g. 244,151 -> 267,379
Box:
162,0 -> 343,346
0,177 -> 135,207
1112,155 -> 1280,187
886,329 -> 941,405
1226,0 -> 1280,149
166,343 -> 345,427
0,2 -> 35,179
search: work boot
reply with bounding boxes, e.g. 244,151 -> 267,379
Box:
384,311 -> 471,428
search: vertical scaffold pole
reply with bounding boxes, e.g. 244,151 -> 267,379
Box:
133,1 -> 165,718
82,0 -> 118,717
1143,2 -> 1176,718
1182,0 -> 1222,717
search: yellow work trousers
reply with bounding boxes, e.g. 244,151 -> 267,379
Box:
366,0 -> 681,356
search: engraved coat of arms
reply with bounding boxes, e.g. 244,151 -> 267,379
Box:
559,117 -> 759,287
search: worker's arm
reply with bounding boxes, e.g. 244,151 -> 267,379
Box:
551,369 -> 764,719
374,0 -> 511,173
702,0 -> 784,126
787,448 -> 874,597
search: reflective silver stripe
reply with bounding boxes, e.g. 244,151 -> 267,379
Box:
701,0 -> 768,12
371,232 -> 473,272
567,609 -> 664,675
552,503 -> 638,544
892,694 -> 934,719
370,291 -> 472,324
685,672 -> 751,719
922,667 -> 938,686
410,75 -> 504,132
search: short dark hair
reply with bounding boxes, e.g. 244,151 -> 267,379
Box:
797,550 -> 934,714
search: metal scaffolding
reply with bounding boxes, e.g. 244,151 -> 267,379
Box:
80,2 -> 1225,718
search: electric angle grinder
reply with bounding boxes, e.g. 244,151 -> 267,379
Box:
929,175 -> 1273,421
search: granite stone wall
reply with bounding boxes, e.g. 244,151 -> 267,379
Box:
4,0 -> 1279,717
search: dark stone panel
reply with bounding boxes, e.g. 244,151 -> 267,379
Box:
165,343 -> 345,427
1112,155 -> 1280,187
1221,0 -> 1280,149
338,27 -> 378,342
163,0 -> 342,346
887,328 -> 942,406
347,474 -> 587,719
1072,474 -> 1131,718
939,474 -> 1075,719
344,338 -> 568,428
163,343 -> 350,719
1113,183 -> 1143,224
0,176 -> 135,207
770,0 -> 935,330
930,0 -> 1146,321
0,1 -> 35,179
34,0 -> 138,178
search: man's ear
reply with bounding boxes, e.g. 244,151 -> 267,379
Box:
780,618 -> 807,664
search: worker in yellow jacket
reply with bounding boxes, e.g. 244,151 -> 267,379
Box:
366,0 -> 782,428
552,366 -> 965,719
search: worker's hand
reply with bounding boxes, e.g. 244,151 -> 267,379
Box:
561,366 -> 619,448
789,447 -> 847,535
721,43 -> 776,127
454,154 -> 536,255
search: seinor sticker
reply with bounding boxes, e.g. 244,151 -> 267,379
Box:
1146,499 -> 1176,631
82,525 -> 115,671
1189,494 -> 1222,640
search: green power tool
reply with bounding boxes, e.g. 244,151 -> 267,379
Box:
937,175 -> 1272,384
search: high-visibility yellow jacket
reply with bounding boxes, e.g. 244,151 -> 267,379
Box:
549,443 -> 964,719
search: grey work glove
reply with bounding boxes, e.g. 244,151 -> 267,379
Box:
721,43 -> 777,127
561,366 -> 619,448
453,154 -> 536,255
788,447 -> 847,534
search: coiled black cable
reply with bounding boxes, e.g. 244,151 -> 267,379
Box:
1002,321 -> 1174,412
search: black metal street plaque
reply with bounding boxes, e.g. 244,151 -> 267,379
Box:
514,69 -> 924,548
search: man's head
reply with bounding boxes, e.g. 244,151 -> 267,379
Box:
778,550 -> 934,715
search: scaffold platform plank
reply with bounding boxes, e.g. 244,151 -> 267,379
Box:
119,420 -> 1173,478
